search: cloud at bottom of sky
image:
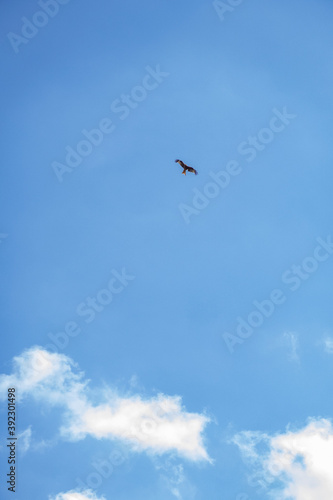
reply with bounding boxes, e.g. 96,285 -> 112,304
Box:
0,346 -> 211,462
49,490 -> 105,500
232,418 -> 333,500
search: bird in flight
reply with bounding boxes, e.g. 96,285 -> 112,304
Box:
175,159 -> 198,176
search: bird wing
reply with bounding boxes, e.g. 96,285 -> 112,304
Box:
187,167 -> 198,175
175,159 -> 185,168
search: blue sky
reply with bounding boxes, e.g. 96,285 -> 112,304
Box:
1,1 -> 333,499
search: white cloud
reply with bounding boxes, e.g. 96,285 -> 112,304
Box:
49,490 -> 105,500
233,418 -> 333,500
68,394 -> 210,461
0,347 -> 86,402
0,347 -> 211,462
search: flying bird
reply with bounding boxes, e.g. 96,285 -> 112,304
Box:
175,159 -> 198,176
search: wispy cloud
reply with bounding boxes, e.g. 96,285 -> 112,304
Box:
323,336 -> 333,354
154,456 -> 198,500
283,331 -> 300,363
232,418 -> 333,499
155,458 -> 185,499
17,426 -> 32,454
0,347 -> 211,462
